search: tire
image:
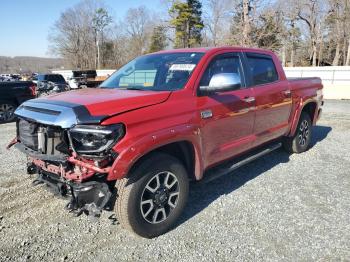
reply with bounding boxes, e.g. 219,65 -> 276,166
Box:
115,153 -> 189,238
283,112 -> 312,154
0,101 -> 17,123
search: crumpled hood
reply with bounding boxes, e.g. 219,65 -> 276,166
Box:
44,88 -> 171,116
15,88 -> 171,128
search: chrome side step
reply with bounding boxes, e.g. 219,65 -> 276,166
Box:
200,142 -> 282,184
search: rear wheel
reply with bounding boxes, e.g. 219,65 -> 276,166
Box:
283,112 -> 312,153
115,153 -> 189,238
0,101 -> 16,123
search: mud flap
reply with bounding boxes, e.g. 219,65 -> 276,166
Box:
66,181 -> 112,218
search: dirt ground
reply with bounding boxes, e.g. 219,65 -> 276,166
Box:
0,100 -> 349,261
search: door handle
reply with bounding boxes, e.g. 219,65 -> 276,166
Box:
200,109 -> 213,119
243,97 -> 255,103
283,90 -> 291,97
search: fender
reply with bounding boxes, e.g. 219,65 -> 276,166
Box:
288,98 -> 319,137
107,124 -> 204,181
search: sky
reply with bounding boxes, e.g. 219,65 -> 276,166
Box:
0,0 -> 160,57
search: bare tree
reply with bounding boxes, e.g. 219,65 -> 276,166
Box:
296,0 -> 326,66
92,8 -> 112,69
242,0 -> 252,46
47,0 -> 350,68
203,0 -> 232,46
49,0 -> 105,69
124,6 -> 152,56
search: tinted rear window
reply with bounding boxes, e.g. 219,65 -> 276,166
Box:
38,74 -> 65,83
247,54 -> 278,86
47,75 -> 65,83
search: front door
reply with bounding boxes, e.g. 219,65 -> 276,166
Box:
196,52 -> 256,168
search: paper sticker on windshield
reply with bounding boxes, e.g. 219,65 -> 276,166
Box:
169,64 -> 196,71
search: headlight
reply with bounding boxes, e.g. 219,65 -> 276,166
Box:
68,124 -> 125,155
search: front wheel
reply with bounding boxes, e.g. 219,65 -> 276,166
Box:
283,112 -> 312,153
115,153 -> 189,238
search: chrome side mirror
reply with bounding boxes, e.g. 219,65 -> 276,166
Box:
199,73 -> 241,95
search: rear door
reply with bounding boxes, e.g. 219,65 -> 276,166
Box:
244,52 -> 292,146
196,52 -> 256,167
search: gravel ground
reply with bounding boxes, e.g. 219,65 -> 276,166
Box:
0,100 -> 349,261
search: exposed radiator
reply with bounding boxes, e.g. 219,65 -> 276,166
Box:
18,118 -> 67,155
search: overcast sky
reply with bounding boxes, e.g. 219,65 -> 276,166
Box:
0,0 -> 160,57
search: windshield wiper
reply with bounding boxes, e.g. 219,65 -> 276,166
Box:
124,87 -> 144,90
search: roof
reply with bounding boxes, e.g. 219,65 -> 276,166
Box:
153,46 -> 274,55
37,73 -> 63,76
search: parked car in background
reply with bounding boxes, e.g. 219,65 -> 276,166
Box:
0,74 -> 22,81
11,74 -> 22,81
0,74 -> 13,82
68,70 -> 104,89
0,81 -> 36,122
31,73 -> 38,84
36,74 -> 69,97
9,47 -> 323,238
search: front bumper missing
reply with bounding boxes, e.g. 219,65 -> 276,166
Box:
8,138 -> 112,182
33,170 -> 112,217
8,139 -> 112,217
13,143 -> 112,182
66,181 -> 112,217
8,135 -> 115,218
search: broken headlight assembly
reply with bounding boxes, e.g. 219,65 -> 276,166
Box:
68,124 -> 125,155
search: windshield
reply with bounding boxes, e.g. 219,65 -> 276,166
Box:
100,52 -> 204,91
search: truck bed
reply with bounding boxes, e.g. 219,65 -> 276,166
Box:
288,77 -> 323,91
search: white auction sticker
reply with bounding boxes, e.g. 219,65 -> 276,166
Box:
169,64 -> 196,71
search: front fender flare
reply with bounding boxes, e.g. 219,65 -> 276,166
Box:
107,124 -> 203,181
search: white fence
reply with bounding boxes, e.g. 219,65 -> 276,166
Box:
284,66 -> 350,99
52,67 -> 350,99
284,66 -> 350,85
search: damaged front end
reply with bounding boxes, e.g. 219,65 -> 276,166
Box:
31,167 -> 112,217
8,101 -> 125,217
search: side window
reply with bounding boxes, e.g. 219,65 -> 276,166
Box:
246,54 -> 278,86
200,54 -> 243,88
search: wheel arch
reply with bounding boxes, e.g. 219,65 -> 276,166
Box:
0,98 -> 18,106
109,139 -> 202,181
289,100 -> 318,136
301,101 -> 317,123
131,141 -> 197,180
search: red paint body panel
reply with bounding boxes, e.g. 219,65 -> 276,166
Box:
44,88 -> 171,117
251,80 -> 293,146
31,47 -> 324,182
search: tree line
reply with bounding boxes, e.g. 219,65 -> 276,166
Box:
49,0 -> 350,69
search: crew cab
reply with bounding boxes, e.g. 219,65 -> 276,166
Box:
0,81 -> 36,122
8,47 -> 323,238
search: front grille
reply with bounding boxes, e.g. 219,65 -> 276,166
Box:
18,118 -> 69,155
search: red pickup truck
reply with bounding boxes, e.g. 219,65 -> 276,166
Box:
9,47 -> 323,238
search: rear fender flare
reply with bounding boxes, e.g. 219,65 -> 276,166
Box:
288,99 -> 317,137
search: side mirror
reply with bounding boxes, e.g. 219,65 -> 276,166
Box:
199,73 -> 241,95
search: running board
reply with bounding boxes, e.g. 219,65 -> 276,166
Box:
200,142 -> 282,184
